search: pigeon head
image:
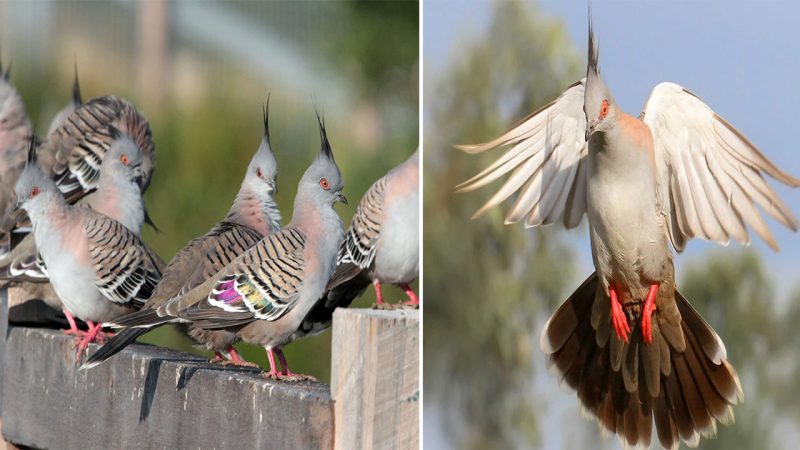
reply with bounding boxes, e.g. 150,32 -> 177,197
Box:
583,20 -> 616,139
103,127 -> 145,186
0,56 -> 30,133
243,101 -> 279,196
297,112 -> 347,208
14,137 -> 59,215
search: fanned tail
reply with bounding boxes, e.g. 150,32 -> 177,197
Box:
540,272 -> 742,449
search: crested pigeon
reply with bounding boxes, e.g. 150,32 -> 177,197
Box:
293,149 -> 419,341
86,104 -> 283,368
0,57 -> 33,251
1,130 -> 150,289
13,138 -> 163,358
457,23 -> 799,449
2,95 -> 157,234
93,113 -> 346,380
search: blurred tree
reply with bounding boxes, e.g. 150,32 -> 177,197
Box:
681,250 -> 800,449
424,0 -> 583,447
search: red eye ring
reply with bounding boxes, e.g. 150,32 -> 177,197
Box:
30,186 -> 40,198
319,178 -> 330,190
256,168 -> 263,178
120,154 -> 129,166
599,99 -> 609,119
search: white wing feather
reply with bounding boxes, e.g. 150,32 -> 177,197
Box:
456,79 -> 589,228
642,82 -> 800,251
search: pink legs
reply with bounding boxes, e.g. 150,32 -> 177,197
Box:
373,279 -> 385,305
373,280 -> 419,308
210,346 -> 260,368
262,347 -> 315,381
400,283 -> 419,306
609,283 -> 659,345
609,284 -> 630,343
62,309 -> 83,336
642,283 -> 659,345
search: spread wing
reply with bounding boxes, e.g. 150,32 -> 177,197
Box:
456,79 -> 589,228
642,82 -> 800,251
85,213 -> 163,308
176,228 -> 306,328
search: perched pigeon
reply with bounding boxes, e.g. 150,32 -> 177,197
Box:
1,131 -> 150,291
85,105 -> 282,368
292,149 -> 419,342
93,113 -> 346,379
2,95 -> 157,234
13,138 -> 163,357
457,22 -> 798,449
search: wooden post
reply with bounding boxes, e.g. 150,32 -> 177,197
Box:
331,308 -> 420,450
1,327 -> 334,449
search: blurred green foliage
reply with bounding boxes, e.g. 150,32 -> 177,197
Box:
424,0 -> 800,449
424,0 -> 582,447
8,0 -> 418,384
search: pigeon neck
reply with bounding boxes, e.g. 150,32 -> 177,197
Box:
87,174 -> 144,235
226,188 -> 281,236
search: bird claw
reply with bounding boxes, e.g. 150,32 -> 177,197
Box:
609,284 -> 630,343
641,283 -> 659,345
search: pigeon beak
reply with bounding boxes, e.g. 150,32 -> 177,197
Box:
133,167 -> 145,183
11,200 -> 22,212
270,181 -> 278,195
336,192 -> 348,205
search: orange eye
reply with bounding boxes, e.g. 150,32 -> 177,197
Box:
30,186 -> 40,198
319,178 -> 330,190
599,99 -> 609,119
256,168 -> 263,178
120,154 -> 129,166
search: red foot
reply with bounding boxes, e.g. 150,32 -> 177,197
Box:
373,279 -> 385,305
399,283 -> 419,306
642,283 -> 659,345
74,321 -> 106,359
609,284 -> 630,343
62,309 -> 85,336
210,351 -> 225,363
276,348 -> 315,380
223,346 -> 260,368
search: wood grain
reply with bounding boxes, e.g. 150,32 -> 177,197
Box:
331,308 -> 420,450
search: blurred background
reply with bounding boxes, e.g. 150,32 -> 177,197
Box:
1,0 -> 418,383
424,0 -> 800,449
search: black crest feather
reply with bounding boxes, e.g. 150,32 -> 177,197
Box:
262,93 -> 271,145
314,106 -> 334,161
108,124 -> 123,141
26,134 -> 38,166
72,59 -> 83,105
587,10 -> 599,76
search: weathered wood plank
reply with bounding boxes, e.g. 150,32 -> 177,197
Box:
331,308 -> 419,450
2,327 -> 333,449
0,289 -> 7,415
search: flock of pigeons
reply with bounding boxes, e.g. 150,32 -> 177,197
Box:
0,62 -> 419,379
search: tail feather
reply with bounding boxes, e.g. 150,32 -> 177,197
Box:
82,328 -> 148,369
105,308 -> 173,329
541,272 -> 741,449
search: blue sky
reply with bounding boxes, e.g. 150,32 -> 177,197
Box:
425,0 -> 800,298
